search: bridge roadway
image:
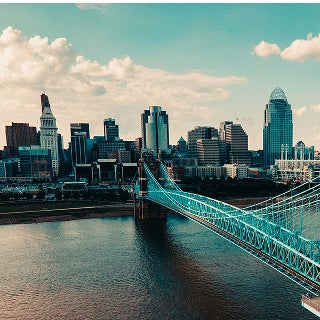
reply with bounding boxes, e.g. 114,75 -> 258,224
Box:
145,188 -> 320,295
137,160 -> 320,316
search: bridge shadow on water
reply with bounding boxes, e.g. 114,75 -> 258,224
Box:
133,214 -> 251,320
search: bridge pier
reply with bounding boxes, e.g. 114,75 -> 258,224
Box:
134,159 -> 167,220
134,197 -> 167,220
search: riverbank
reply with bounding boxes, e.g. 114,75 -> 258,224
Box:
0,196 -> 270,226
0,200 -> 134,225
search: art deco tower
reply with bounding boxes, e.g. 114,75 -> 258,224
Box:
40,93 -> 59,176
263,87 -> 293,167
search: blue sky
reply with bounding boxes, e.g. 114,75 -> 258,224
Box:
0,3 -> 320,150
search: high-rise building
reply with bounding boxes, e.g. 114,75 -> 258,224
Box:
225,123 -> 251,166
219,121 -> 234,165
93,136 -> 126,160
196,138 -> 220,166
18,146 -> 52,180
141,106 -> 169,154
70,123 -> 90,139
5,122 -> 39,157
187,126 -> 218,158
39,93 -> 60,176
263,87 -> 293,167
104,118 -> 119,141
70,131 -> 87,165
41,93 -> 50,113
219,121 -> 233,141
70,123 -> 90,165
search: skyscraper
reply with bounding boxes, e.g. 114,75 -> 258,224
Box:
41,93 -> 50,113
70,123 -> 90,139
196,138 -> 220,166
70,132 -> 87,165
40,93 -> 60,176
263,87 -> 293,167
5,122 -> 39,157
141,106 -> 169,155
70,123 -> 90,165
104,118 -> 119,141
219,121 -> 233,141
187,126 -> 218,158
225,123 -> 251,166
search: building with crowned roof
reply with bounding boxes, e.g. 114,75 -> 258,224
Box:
40,93 -> 60,176
263,87 -> 293,167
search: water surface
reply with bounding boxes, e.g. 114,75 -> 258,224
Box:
0,214 -> 316,319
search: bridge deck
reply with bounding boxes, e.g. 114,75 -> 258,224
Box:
301,295 -> 320,317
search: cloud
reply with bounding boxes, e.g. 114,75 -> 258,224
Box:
310,104 -> 320,112
281,33 -> 320,62
0,26 -> 76,85
252,40 -> 281,57
0,26 -> 247,148
76,4 -> 109,14
253,33 -> 320,62
292,106 -> 307,118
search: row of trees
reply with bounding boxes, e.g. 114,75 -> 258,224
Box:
0,188 -> 130,202
180,176 -> 291,199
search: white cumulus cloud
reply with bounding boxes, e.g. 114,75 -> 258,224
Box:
254,33 -> 320,62
252,40 -> 281,57
292,106 -> 307,118
0,26 -> 247,148
281,33 -> 320,62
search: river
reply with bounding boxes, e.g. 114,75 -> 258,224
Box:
0,213 -> 317,319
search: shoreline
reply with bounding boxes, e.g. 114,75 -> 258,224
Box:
0,196 -> 268,226
0,202 -> 134,225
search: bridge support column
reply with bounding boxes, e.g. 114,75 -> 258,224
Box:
134,197 -> 167,220
134,159 -> 167,220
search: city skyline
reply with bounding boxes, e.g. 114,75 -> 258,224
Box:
0,3 -> 320,150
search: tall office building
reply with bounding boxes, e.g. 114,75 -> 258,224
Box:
219,121 -> 233,165
219,121 -> 234,141
196,138 -> 220,166
39,93 -> 60,176
18,146 -> 52,180
225,123 -> 251,166
70,132 -> 87,165
5,122 -> 39,157
141,106 -> 169,154
41,93 -> 50,113
70,123 -> 90,165
263,87 -> 293,167
187,126 -> 218,158
70,123 -> 90,139
104,118 -> 119,141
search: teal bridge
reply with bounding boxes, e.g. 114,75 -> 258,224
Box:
134,160 -> 320,297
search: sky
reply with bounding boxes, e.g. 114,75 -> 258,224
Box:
0,3 -> 320,150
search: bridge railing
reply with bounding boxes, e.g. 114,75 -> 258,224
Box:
244,180 -> 320,241
142,163 -> 320,276
244,178 -> 320,211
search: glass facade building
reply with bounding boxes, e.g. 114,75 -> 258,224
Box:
263,87 -> 293,167
141,106 -> 169,154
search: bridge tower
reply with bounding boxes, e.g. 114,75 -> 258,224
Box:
134,159 -> 167,220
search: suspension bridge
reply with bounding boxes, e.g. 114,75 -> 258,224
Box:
133,160 -> 320,317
